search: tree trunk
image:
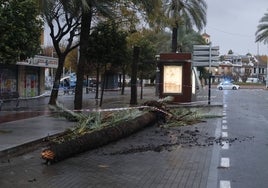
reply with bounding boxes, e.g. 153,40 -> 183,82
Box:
140,77 -> 143,100
99,66 -> 107,107
86,75 -> 89,94
95,63 -> 100,99
49,55 -> 65,105
130,46 -> 140,105
171,27 -> 178,53
74,11 -> 92,110
42,112 -> 158,163
121,68 -> 126,95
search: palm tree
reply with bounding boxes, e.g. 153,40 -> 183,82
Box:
74,0 -> 115,110
256,11 -> 268,44
163,0 -> 207,52
177,25 -> 206,52
75,0 -> 163,110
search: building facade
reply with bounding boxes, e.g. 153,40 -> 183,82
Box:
0,55 -> 58,98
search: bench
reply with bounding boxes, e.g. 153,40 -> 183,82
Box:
0,91 -> 20,111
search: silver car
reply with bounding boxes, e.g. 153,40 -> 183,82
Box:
217,82 -> 240,90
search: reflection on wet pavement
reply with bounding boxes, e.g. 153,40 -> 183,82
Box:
0,111 -> 47,124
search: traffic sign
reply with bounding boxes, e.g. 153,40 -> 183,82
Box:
192,50 -> 219,56
192,56 -> 219,61
192,45 -> 220,67
191,61 -> 219,67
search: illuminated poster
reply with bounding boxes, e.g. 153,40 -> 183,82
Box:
163,65 -> 182,93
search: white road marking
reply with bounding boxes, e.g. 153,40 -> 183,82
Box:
221,141 -> 229,149
220,158 -> 230,168
220,180 -> 231,188
222,119 -> 227,124
220,102 -> 231,188
222,132 -> 228,138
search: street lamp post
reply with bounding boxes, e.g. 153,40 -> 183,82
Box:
266,47 -> 268,88
155,54 -> 160,96
208,43 -> 212,105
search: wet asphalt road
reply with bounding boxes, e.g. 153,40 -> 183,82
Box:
215,88 -> 268,188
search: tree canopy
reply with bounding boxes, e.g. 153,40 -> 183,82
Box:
163,0 -> 207,52
88,21 -> 127,68
6,0 -> 208,109
256,11 -> 268,44
0,0 -> 43,63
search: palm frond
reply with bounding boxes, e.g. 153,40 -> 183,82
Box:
255,11 -> 268,43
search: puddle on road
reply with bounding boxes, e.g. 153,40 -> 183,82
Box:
0,129 -> 12,134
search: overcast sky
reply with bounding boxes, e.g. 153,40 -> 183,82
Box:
205,0 -> 268,56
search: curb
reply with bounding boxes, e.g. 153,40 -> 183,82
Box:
0,132 -> 65,159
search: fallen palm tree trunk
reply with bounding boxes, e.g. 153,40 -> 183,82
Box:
41,111 -> 158,164
41,98 -> 204,164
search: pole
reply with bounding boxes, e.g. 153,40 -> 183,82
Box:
257,42 -> 259,80
155,55 -> 160,96
266,45 -> 268,88
155,68 -> 160,96
208,43 -> 212,105
209,43 -> 212,73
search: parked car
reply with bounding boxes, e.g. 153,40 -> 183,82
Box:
217,82 -> 240,90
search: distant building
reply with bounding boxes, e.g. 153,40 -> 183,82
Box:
217,53 -> 267,83
202,32 -> 210,44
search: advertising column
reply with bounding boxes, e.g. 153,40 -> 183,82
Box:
159,53 -> 192,103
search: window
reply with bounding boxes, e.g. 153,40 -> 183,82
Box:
0,69 -> 17,93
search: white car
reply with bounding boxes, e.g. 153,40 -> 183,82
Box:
217,82 -> 240,90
